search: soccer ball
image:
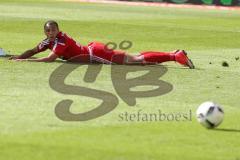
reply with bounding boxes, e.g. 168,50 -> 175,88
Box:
196,101 -> 224,129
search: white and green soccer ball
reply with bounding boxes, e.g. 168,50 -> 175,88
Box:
196,101 -> 224,129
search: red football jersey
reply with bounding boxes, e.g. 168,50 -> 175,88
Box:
36,32 -> 89,60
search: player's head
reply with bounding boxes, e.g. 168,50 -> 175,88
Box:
44,20 -> 59,41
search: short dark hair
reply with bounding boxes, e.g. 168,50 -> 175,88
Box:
44,20 -> 59,30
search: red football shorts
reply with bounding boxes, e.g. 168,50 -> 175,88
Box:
87,42 -> 126,64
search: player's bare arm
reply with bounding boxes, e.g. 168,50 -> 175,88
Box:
14,51 -> 58,62
9,47 -> 39,60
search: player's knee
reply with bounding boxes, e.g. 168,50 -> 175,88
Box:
135,55 -> 144,62
126,55 -> 144,64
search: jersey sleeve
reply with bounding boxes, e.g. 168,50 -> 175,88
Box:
36,39 -> 50,53
52,37 -> 67,56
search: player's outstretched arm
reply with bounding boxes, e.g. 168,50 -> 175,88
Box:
14,51 -> 58,62
9,47 -> 39,60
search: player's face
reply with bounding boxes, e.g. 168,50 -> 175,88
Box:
44,25 -> 59,42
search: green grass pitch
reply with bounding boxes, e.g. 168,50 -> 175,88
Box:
0,0 -> 240,159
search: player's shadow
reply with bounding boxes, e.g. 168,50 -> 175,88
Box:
164,64 -> 203,70
212,128 -> 240,133
1,55 -> 202,70
0,54 -> 13,58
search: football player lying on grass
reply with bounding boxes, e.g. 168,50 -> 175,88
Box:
10,20 -> 194,69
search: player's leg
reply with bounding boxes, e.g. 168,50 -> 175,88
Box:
88,42 -> 194,68
88,42 -> 172,65
139,51 -> 175,63
125,50 -> 195,69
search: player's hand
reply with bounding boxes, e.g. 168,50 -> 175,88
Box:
14,59 -> 27,62
9,55 -> 20,60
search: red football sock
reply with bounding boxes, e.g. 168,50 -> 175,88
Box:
140,51 -> 175,63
